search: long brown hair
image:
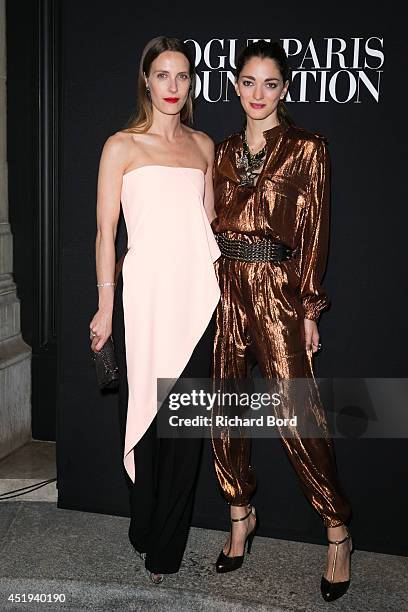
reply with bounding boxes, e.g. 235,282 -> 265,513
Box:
236,40 -> 295,126
123,36 -> 196,133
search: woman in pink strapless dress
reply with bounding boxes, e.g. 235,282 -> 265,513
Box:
89,37 -> 220,582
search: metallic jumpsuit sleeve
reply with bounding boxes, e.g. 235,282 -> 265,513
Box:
299,138 -> 331,321
211,139 -> 230,233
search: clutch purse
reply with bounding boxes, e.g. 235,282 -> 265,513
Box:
90,335 -> 119,389
90,248 -> 128,390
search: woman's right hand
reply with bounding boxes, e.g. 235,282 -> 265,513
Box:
89,308 -> 113,352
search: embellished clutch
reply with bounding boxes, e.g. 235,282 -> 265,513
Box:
90,248 -> 128,390
90,335 -> 119,389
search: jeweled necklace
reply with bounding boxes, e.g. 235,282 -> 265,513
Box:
237,129 -> 267,187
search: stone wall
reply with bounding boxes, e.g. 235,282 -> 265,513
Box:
0,0 -> 32,459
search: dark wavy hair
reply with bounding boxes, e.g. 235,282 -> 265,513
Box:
236,40 -> 294,126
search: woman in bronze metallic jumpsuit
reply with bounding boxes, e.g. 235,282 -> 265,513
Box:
211,41 -> 353,602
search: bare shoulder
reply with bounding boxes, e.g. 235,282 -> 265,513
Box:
101,131 -> 131,159
100,130 -> 141,173
110,129 -> 141,148
193,129 -> 214,151
188,128 -> 215,165
184,126 -> 213,149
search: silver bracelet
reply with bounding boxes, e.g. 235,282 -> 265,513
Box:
97,282 -> 116,287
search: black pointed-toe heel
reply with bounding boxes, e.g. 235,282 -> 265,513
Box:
320,525 -> 354,602
215,505 -> 257,574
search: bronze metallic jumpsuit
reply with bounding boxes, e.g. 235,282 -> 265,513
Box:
211,121 -> 352,528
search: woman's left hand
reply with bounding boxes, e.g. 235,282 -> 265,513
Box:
304,318 -> 320,353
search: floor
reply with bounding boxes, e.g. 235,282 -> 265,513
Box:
0,442 -> 407,611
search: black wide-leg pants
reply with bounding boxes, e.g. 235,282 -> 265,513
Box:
130,316 -> 215,573
113,268 -> 215,574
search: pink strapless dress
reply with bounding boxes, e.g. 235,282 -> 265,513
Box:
120,165 -> 221,483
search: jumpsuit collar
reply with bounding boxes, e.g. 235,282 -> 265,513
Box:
218,121 -> 290,185
263,120 -> 290,144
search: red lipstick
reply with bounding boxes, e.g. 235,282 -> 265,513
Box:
250,102 -> 266,109
164,97 -> 179,104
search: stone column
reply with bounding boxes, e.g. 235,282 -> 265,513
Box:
0,0 -> 32,459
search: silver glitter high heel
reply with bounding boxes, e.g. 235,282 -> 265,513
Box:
137,552 -> 164,584
149,572 -> 164,584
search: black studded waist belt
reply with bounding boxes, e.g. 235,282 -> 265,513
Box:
215,233 -> 295,263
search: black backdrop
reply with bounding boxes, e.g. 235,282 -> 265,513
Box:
55,1 -> 408,555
